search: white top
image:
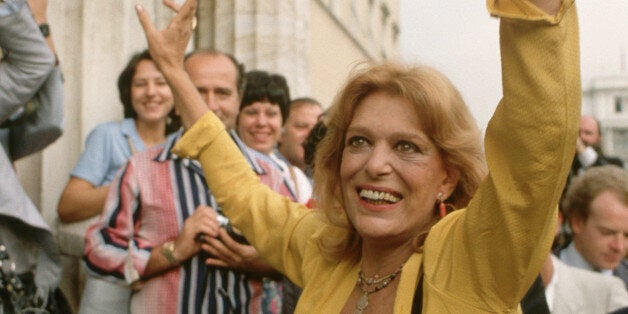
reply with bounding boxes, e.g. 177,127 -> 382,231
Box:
269,152 -> 312,204
576,146 -> 598,174
545,256 -> 559,311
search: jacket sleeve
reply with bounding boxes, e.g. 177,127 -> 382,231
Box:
423,0 -> 580,311
172,113 -> 317,286
0,2 -> 55,122
83,160 -> 149,284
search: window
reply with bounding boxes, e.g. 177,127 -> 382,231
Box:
615,96 -> 624,113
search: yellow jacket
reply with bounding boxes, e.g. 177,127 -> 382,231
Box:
173,1 -> 580,312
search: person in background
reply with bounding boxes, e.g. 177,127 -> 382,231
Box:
83,49 -> 291,313
0,0 -> 58,125
137,0 -> 578,311
540,253 -> 628,313
569,115 -> 624,180
0,0 -> 68,312
277,97 -> 323,175
237,70 -> 312,204
560,165 -> 628,287
301,115 -> 327,181
557,115 -> 626,252
237,71 -> 316,313
522,209 -> 628,314
57,50 -> 178,313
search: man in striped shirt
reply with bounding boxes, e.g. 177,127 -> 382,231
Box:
84,50 -> 293,313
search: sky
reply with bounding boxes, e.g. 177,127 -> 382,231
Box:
399,0 -> 628,131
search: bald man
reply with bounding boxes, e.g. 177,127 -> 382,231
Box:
568,115 -> 623,181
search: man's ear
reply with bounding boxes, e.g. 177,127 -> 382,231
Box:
570,214 -> 584,234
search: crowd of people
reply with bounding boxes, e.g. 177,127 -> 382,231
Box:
2,0 -> 628,313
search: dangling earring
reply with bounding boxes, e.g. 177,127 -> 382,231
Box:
437,192 -> 446,219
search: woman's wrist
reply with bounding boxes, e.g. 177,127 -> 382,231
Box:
528,0 -> 561,16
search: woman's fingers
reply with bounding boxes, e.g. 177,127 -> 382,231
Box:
163,0 -> 182,13
205,257 -> 229,268
170,0 -> 197,30
135,0 -> 197,71
135,4 -> 156,39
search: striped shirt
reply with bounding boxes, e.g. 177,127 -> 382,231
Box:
84,131 -> 293,313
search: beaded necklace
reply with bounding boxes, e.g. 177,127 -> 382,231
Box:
354,264 -> 404,314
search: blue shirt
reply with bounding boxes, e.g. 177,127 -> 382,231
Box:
72,118 -> 158,186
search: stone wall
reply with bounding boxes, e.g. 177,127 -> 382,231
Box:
14,0 -> 399,227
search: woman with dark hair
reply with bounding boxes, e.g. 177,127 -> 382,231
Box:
237,70 -> 312,204
56,50 -> 177,313
138,0 -> 578,311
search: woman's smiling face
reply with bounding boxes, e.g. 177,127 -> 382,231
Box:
130,59 -> 174,124
237,100 -> 283,154
340,91 -> 457,244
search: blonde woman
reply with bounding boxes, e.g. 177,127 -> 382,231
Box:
137,0 -> 578,311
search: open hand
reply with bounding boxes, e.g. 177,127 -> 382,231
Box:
135,0 -> 197,72
173,205 -> 220,262
575,137 -> 586,154
202,228 -> 278,275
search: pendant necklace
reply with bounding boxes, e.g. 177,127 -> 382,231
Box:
355,264 -> 404,314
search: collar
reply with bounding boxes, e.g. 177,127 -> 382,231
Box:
120,118 -> 137,138
560,242 -> 613,274
159,129 -> 265,175
230,130 -> 265,175
268,152 -> 289,172
156,129 -> 183,162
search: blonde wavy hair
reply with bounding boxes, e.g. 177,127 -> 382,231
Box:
313,62 -> 487,262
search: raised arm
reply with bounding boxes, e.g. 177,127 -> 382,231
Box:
423,0 -> 580,310
135,1 -> 314,279
135,0 -> 206,129
527,0 -> 561,15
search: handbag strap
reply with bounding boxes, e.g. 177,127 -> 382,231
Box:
124,134 -> 137,155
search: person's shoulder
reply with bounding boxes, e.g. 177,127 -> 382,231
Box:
79,122 -> 123,151
614,260 -> 628,283
556,257 -> 623,287
606,156 -> 625,168
553,257 -> 628,313
88,120 -> 126,137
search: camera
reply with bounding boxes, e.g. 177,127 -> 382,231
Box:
197,215 -> 249,245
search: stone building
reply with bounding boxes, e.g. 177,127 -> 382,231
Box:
15,0 -> 400,225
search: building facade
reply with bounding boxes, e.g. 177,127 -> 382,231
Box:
16,0 -> 400,226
